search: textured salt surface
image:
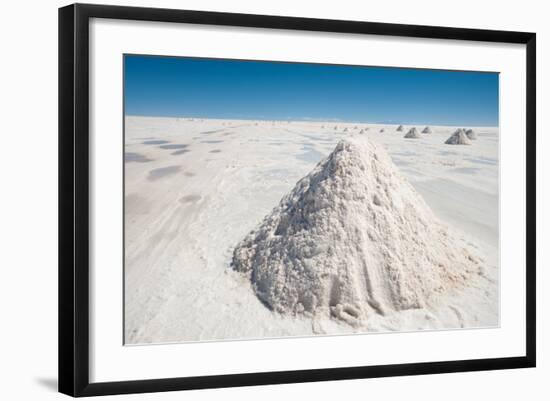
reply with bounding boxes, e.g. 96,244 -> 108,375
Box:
296,148 -> 325,163
232,136 -> 484,326
124,116 -> 499,344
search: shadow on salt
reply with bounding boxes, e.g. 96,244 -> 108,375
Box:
125,152 -> 152,163
179,194 -> 202,203
143,140 -> 170,145
160,144 -> 188,150
147,165 -> 181,181
172,149 -> 190,155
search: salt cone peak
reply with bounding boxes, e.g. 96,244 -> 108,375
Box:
404,127 -> 421,138
231,136 -> 481,325
445,129 -> 471,145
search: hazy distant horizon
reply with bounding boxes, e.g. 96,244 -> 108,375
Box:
124,114 -> 499,128
124,55 -> 499,127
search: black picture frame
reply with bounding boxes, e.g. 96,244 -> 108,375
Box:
59,3 -> 536,397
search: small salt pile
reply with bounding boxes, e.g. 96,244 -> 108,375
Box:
404,127 -> 421,138
396,125 -> 404,132
445,129 -> 471,145
422,126 -> 432,134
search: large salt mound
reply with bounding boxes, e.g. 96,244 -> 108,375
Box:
404,127 -> 421,138
445,129 -> 471,145
232,136 -> 481,325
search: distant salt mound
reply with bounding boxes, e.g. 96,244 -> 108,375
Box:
465,129 -> 477,140
404,127 -> 421,138
422,126 -> 432,134
380,128 -> 385,133
396,125 -> 404,132
445,129 -> 471,145
232,137 -> 481,325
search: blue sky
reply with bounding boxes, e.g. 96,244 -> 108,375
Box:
124,55 -> 499,126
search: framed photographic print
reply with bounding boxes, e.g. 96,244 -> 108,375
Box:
58,3 -> 536,397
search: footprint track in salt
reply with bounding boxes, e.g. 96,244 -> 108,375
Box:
448,305 -> 465,328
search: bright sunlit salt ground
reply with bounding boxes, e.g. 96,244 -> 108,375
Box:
124,117 -> 499,344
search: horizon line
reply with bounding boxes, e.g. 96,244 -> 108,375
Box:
124,114 -> 499,128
